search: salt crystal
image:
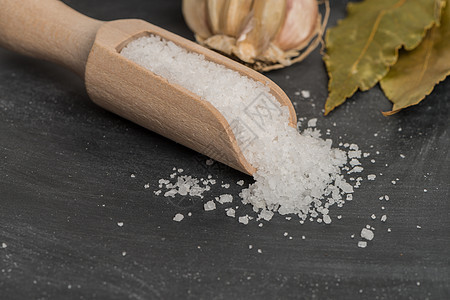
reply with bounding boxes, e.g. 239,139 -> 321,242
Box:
367,174 -> 376,180
221,183 -> 230,189
130,174 -> 135,178
144,183 -> 150,189
204,201 -> 216,211
424,189 -> 427,192
284,232 -> 288,237
302,236 -> 306,240
323,214 -> 332,224
258,223 -> 263,227
385,195 -> 390,201
258,210 -> 274,221
301,90 -> 310,98
294,91 -> 300,96
400,154 -> 405,158
122,251 -> 127,256
257,249 -> 262,254
217,194 -> 233,204
239,215 -> 249,225
248,245 -> 253,249
371,159 -> 375,163
205,159 -> 214,166
346,194 -> 353,201
358,241 -> 367,248
117,222 -> 124,227
188,212 -> 192,217
387,228 -> 391,232
417,225 -> 422,229
236,180 -> 244,186
337,215 -> 342,219
173,213 -> 184,222
307,118 -> 317,127
361,228 -> 374,241
350,234 -> 355,239
371,214 -> 376,220
177,169 -> 183,173
381,215 -> 387,222
1,243 -> 6,249
225,208 -> 235,218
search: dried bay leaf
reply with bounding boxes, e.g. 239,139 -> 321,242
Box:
380,3 -> 450,115
323,0 -> 446,115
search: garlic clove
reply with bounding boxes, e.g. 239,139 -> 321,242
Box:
273,0 -> 319,51
182,0 -> 212,39
220,0 -> 254,37
235,0 -> 287,62
206,0 -> 227,35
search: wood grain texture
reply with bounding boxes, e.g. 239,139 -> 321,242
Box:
0,0 -> 103,77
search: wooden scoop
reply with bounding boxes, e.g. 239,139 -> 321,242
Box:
0,0 -> 297,175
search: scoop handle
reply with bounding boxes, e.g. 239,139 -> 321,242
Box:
0,0 -> 103,77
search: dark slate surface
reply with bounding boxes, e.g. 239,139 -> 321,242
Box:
0,1 -> 449,299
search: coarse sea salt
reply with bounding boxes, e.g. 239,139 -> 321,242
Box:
123,36 -> 359,222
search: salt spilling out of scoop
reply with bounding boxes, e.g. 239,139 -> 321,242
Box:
121,35 -> 358,222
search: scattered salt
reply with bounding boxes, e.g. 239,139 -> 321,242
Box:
307,118 -> 317,127
239,215 -> 249,225
417,225 -> 422,229
1,243 -> 6,249
236,180 -> 244,186
204,200 -> 216,211
130,174 -> 135,178
173,213 -> 184,222
217,194 -> 233,204
358,241 -> 367,248
323,214 -> 332,224
123,36 -> 362,224
361,228 -> 374,241
371,214 -> 376,220
117,222 -> 124,227
144,183 -> 150,189
225,208 -> 235,217
301,90 -> 310,98
381,215 -> 387,222
367,174 -> 376,180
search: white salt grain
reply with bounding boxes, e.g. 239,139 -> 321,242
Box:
239,215 -> 249,225
217,194 -> 233,204
173,213 -> 184,222
236,180 -> 244,186
323,214 -> 332,224
307,118 -> 317,127
1,243 -> 7,249
371,214 -> 376,220
117,222 -> 124,227
368,174 -> 376,180
381,215 -> 387,222
361,228 -> 374,241
204,200 -> 216,211
144,183 -> 150,189
301,90 -> 310,98
123,36 -> 355,220
358,241 -> 367,248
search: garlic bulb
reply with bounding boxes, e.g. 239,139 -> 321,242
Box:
182,0 -> 329,71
